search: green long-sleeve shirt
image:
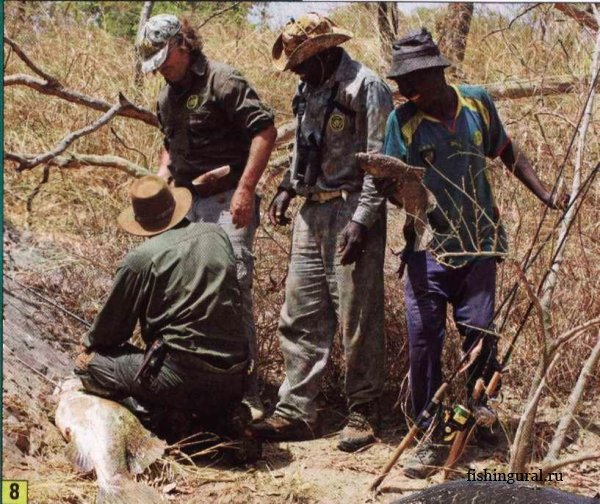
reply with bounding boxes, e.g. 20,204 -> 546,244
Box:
83,222 -> 248,371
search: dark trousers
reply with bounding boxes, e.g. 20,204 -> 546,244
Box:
77,343 -> 246,440
404,251 -> 498,420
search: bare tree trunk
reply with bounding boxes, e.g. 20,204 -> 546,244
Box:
134,1 -> 155,89
377,2 -> 399,62
436,3 -> 474,79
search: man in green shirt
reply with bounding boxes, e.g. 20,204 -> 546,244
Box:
75,176 -> 250,443
137,14 -> 277,419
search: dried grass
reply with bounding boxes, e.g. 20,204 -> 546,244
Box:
3,2 -> 600,501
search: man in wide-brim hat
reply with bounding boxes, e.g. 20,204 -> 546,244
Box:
379,28 -> 567,478
74,176 -> 255,449
251,13 -> 393,453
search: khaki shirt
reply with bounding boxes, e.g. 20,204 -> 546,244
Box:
83,222 -> 248,371
157,56 -> 275,186
286,50 -> 394,228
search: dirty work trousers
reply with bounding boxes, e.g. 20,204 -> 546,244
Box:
275,194 -> 386,425
78,343 -> 247,440
405,251 -> 498,421
187,188 -> 261,395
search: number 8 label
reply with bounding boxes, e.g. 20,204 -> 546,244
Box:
2,480 -> 28,503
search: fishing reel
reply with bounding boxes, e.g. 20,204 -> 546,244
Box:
442,404 -> 472,442
442,402 -> 498,441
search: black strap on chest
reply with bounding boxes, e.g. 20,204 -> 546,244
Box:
295,81 -> 341,146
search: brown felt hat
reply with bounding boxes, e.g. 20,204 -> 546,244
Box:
272,13 -> 353,72
117,175 -> 192,236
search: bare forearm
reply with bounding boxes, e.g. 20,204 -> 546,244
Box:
500,141 -> 551,204
238,124 -> 277,191
157,149 -> 172,180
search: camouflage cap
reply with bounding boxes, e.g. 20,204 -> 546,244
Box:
136,14 -> 182,74
272,13 -> 353,72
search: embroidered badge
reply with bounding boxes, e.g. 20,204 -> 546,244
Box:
329,113 -> 345,132
472,130 -> 483,146
186,95 -> 199,110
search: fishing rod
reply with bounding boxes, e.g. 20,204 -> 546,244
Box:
6,274 -> 92,328
369,335 -> 486,491
443,161 -> 600,476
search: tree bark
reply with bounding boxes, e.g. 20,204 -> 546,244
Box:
134,1 -> 154,88
377,2 -> 399,62
436,3 -> 474,78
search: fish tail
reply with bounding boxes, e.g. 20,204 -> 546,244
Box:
96,477 -> 163,504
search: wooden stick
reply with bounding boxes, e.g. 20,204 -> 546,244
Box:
370,383 -> 448,492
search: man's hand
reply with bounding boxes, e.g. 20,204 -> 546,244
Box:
74,344 -> 94,373
541,189 -> 570,211
268,190 -> 293,226
231,186 -> 255,228
373,177 -> 402,206
338,221 -> 367,265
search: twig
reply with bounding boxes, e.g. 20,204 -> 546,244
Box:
110,127 -> 149,167
197,2 -> 242,30
544,333 -> 600,462
540,451 -> 600,476
540,30 -> 600,310
26,165 -> 50,223
552,316 -> 600,349
10,94 -> 135,172
4,74 -> 158,127
554,3 -> 599,32
4,34 -> 59,84
483,4 -> 542,41
5,151 -> 152,178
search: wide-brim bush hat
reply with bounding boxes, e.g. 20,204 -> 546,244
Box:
136,14 -> 182,73
272,13 -> 353,72
118,175 -> 191,236
387,28 -> 451,79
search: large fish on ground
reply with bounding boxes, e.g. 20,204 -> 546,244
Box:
54,377 -> 166,504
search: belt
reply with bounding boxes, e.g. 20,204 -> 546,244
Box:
307,189 -> 349,203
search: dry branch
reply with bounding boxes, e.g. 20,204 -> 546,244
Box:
540,451 -> 600,476
9,93 -> 135,171
509,27 -> 600,474
4,34 -> 58,84
5,152 -> 151,178
5,74 -> 158,127
198,2 -> 242,30
544,333 -> 600,462
554,3 -> 598,32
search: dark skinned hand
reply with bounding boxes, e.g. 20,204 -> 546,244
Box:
268,190 -> 293,226
542,190 -> 570,211
338,221 -> 367,265
373,177 -> 402,206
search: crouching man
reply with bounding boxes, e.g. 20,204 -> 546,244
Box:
75,176 -> 253,448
